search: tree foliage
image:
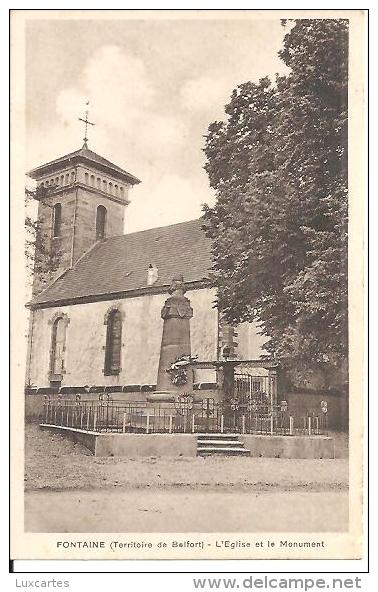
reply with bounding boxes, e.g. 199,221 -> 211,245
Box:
25,186 -> 62,292
203,19 -> 348,370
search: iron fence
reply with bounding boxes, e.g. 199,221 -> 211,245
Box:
41,396 -> 328,436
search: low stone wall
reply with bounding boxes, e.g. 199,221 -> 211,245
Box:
95,433 -> 197,457
39,425 -> 99,454
241,434 -> 335,459
39,425 -> 197,457
39,425 -> 334,459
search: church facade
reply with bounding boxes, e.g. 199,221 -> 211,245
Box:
26,145 -> 266,391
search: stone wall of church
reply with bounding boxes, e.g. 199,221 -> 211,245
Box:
237,321 -> 268,360
32,167 -> 132,296
33,187 -> 77,295
27,288 -> 219,388
71,185 -> 125,264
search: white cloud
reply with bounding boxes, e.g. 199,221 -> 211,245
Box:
54,45 -> 187,166
180,75 -> 234,120
125,172 -> 216,233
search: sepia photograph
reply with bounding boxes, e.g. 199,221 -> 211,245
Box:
10,9 -> 365,561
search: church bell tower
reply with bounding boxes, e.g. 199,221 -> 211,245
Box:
27,111 -> 141,295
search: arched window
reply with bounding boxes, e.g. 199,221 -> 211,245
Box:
60,175 -> 64,185
114,184 -> 119,195
103,180 -> 107,192
97,177 -> 101,189
50,316 -> 68,379
96,205 -> 107,240
120,186 -> 124,198
109,182 -> 113,194
65,173 -> 69,184
90,175 -> 95,186
52,203 -> 62,237
85,172 -> 89,185
70,171 -> 75,183
104,309 -> 122,376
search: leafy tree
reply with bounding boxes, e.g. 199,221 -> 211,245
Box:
25,185 -> 62,293
203,19 -> 348,378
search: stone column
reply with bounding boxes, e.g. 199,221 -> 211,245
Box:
268,369 -> 278,409
156,275 -> 194,394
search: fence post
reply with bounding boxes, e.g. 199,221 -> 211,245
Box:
289,416 -> 294,435
308,416 -> 312,435
93,410 -> 97,432
86,411 -> 90,431
183,415 -> 187,433
169,415 -> 173,434
191,414 -> 195,434
270,414 -> 274,435
242,415 -> 246,435
80,411 -> 84,429
146,413 -> 150,434
316,416 -> 319,433
122,413 -> 126,433
221,414 -> 224,434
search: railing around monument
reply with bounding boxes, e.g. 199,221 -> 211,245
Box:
41,396 -> 328,436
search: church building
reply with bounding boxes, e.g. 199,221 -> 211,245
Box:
25,142 -> 266,391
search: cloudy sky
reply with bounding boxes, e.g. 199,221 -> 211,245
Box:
26,16 -> 289,233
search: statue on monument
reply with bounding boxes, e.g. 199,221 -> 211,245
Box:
161,275 -> 193,320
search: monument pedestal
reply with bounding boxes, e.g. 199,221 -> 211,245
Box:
148,275 -> 194,404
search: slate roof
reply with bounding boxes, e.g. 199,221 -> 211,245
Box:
27,146 -> 141,185
30,219 -> 213,307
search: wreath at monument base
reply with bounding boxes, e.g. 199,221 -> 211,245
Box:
166,354 -> 197,386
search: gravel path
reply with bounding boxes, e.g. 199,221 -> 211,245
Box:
25,489 -> 348,533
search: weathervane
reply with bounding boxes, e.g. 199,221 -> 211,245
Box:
79,101 -> 95,148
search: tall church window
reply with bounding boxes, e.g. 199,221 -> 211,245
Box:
96,205 -> 107,240
52,203 -> 62,237
104,309 -> 122,375
49,315 -> 68,379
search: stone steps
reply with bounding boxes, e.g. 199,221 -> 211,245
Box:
197,439 -> 243,447
196,433 -> 250,456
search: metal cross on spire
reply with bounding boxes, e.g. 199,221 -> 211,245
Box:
79,101 -> 95,148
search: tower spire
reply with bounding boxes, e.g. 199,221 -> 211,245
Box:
78,101 -> 95,148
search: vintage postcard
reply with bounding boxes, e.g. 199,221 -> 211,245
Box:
10,9 -> 366,562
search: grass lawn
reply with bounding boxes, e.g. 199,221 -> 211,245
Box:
25,422 -> 348,492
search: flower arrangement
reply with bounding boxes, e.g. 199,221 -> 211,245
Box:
166,354 -> 197,386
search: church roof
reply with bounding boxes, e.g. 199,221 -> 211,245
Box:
30,219 -> 213,308
27,146 -> 141,186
